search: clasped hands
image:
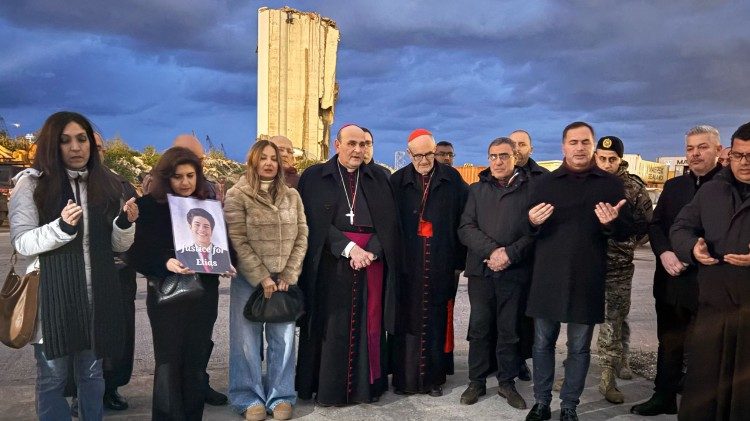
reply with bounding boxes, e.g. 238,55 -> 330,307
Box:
527,199 -> 626,227
693,238 -> 750,267
485,247 -> 510,272
261,277 -> 290,299
349,245 -> 376,271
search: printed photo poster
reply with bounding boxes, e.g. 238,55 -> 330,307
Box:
167,194 -> 231,274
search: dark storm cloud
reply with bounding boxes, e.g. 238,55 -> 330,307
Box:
0,0 -> 258,73
2,0 -> 749,163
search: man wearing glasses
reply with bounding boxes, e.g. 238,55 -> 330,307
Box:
390,129 -> 468,397
669,122 -> 750,420
361,127 -> 392,176
458,137 -> 534,410
525,122 -> 630,421
632,125 -> 723,416
435,141 -> 456,166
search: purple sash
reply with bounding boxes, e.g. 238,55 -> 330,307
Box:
343,232 -> 384,383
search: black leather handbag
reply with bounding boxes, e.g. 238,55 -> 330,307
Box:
243,284 -> 305,323
153,273 -> 204,306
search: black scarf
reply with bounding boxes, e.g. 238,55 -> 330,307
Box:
38,173 -> 124,360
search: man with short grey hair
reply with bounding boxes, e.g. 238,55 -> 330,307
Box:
631,124 -> 722,416
459,137 -> 534,409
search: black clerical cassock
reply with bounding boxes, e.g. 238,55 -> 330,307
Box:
295,156 -> 400,406
390,162 -> 468,394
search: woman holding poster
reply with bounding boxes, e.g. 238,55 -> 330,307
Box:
128,146 -> 230,420
224,140 -> 308,421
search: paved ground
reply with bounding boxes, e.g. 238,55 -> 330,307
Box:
0,226 -> 675,420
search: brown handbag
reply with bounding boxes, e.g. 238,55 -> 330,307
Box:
0,252 -> 40,349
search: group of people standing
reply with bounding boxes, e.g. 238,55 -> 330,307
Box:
7,110 -> 750,421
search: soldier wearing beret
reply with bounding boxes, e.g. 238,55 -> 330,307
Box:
594,136 -> 653,404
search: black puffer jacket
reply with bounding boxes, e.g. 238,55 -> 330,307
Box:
458,167 -> 534,282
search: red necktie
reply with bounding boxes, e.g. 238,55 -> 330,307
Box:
201,250 -> 210,272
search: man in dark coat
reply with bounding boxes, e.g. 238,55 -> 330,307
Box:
631,125 -> 724,416
669,122 -> 750,421
510,129 -> 549,179
295,124 -> 400,406
390,129 -> 468,397
458,137 -> 534,410
269,135 -> 300,188
509,129 -> 549,382
524,122 -> 630,421
435,140 -> 456,166
361,126 -> 393,177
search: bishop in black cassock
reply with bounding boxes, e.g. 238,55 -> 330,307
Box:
295,125 -> 400,406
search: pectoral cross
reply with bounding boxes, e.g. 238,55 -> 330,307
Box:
346,210 -> 355,225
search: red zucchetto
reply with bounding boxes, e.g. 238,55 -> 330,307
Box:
408,128 -> 432,143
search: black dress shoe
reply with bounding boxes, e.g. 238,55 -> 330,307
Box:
630,392 -> 677,416
525,403 -> 551,421
428,385 -> 443,397
70,397 -> 79,418
518,361 -> 532,381
205,385 -> 228,406
560,408 -> 579,421
460,382 -> 486,405
103,389 -> 129,411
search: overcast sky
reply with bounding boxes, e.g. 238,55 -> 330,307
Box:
1,1 -> 749,166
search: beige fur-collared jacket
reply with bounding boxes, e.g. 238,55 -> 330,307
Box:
224,175 -> 308,287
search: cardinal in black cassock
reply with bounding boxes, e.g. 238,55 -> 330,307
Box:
295,125 -> 400,406
390,129 -> 468,396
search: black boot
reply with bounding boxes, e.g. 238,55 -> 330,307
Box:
203,340 -> 228,406
205,385 -> 228,406
103,388 -> 129,410
460,382 -> 486,405
525,403 -> 551,421
630,392 -> 677,416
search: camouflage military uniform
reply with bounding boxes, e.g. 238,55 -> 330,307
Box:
598,161 -> 653,371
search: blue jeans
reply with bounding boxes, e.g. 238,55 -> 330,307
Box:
33,344 -> 104,421
532,318 -> 595,410
228,275 -> 297,414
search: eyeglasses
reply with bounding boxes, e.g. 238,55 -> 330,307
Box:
488,153 -> 513,162
409,151 -> 435,161
729,151 -> 750,163
436,152 -> 455,158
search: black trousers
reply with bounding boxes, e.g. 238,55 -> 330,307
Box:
467,276 -> 523,384
654,300 -> 695,395
147,277 -> 218,421
103,266 -> 138,390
